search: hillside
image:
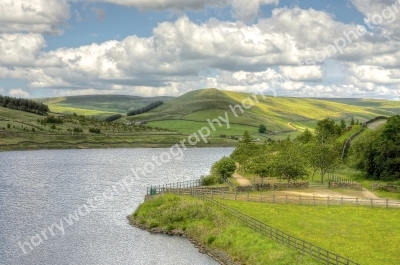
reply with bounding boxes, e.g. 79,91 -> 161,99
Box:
125,88 -> 400,139
39,94 -> 174,117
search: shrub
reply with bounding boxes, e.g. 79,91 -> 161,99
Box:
200,175 -> 217,186
149,221 -> 159,228
207,236 -> 216,244
212,157 -> 236,179
89,128 -> 101,134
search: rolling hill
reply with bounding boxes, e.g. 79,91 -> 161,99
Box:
39,94 -> 174,118
124,88 -> 400,138
34,88 -> 400,140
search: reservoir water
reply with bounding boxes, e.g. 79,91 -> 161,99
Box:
0,148 -> 233,265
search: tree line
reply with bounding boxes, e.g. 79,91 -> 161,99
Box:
127,101 -> 163,116
0,95 -> 49,115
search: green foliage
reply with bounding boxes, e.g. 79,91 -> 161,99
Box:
240,130 -> 253,144
89,128 -> 101,134
42,116 -> 63,124
127,101 -> 164,116
200,175 -> 218,186
0,94 -> 49,115
350,115 -> 400,180
258,124 -> 267,133
340,119 -> 346,130
104,114 -> 122,122
7,123 -> 10,129
212,157 -> 236,179
296,128 -> 313,143
73,127 -> 83,133
350,117 -> 355,125
271,140 -> 308,183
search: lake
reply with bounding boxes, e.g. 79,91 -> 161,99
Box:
0,148 -> 233,265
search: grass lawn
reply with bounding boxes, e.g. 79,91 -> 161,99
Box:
220,200 -> 400,265
131,194 -> 319,265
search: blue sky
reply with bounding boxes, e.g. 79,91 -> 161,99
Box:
1,0 -> 400,99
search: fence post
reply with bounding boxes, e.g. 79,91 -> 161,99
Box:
298,196 -> 301,205
285,195 -> 288,204
341,197 -> 343,206
272,194 -> 275,204
211,190 -> 213,199
336,254 -> 339,265
222,191 -> 224,199
260,194 -> 262,202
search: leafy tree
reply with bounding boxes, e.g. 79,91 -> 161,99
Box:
350,115 -> 400,180
240,131 -> 253,144
308,138 -> 341,183
297,128 -> 313,144
350,117 -> 355,125
258,124 -> 267,133
340,119 -> 346,130
212,157 -> 236,180
315,118 -> 336,143
271,141 -> 308,183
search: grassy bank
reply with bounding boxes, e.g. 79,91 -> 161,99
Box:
130,194 -> 319,265
220,200 -> 400,265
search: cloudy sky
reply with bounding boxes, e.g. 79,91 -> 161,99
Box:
1,0 -> 400,99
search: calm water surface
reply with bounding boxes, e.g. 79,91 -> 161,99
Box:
0,148 -> 233,265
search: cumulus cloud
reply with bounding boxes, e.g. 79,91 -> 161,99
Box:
2,5 -> 400,98
0,0 -> 70,34
9,88 -> 31,98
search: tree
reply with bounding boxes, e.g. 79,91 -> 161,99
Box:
297,128 -> 313,144
308,138 -> 341,183
315,118 -> 336,143
258,124 -> 267,133
271,141 -> 308,183
350,115 -> 400,180
340,119 -> 346,130
350,117 -> 355,125
212,157 -> 236,180
240,131 -> 253,144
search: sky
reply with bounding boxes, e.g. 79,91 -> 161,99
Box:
1,0 -> 400,99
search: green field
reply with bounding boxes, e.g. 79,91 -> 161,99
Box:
220,199 -> 400,265
131,194 -> 319,265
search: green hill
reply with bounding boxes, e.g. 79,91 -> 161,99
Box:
124,88 -> 400,139
39,94 -> 174,118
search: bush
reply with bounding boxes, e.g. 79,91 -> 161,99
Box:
212,157 -> 236,179
7,124 -> 10,129
200,175 -> 218,186
73,127 -> 83,133
89,128 -> 101,134
207,235 -> 216,244
259,124 -> 267,133
43,116 -> 63,124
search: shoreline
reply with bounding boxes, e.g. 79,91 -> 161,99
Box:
0,142 -> 236,152
127,215 -> 240,265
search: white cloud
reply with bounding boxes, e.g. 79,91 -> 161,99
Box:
2,6 -> 400,98
279,66 -> 324,81
0,0 -> 70,34
9,88 -> 30,98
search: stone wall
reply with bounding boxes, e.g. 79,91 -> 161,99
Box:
329,182 -> 362,190
371,183 -> 400,192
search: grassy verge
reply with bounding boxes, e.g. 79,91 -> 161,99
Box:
220,200 -> 400,265
130,194 -> 319,265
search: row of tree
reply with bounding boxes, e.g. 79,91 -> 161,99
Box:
231,118 -> 343,184
349,115 -> 400,181
0,95 -> 49,115
127,101 -> 163,116
104,114 -> 122,122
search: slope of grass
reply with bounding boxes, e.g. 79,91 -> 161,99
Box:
39,95 -> 174,115
128,88 -> 400,137
220,200 -> 400,265
130,194 -> 319,265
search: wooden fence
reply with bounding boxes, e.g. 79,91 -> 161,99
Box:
192,191 -> 360,265
147,179 -> 201,195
